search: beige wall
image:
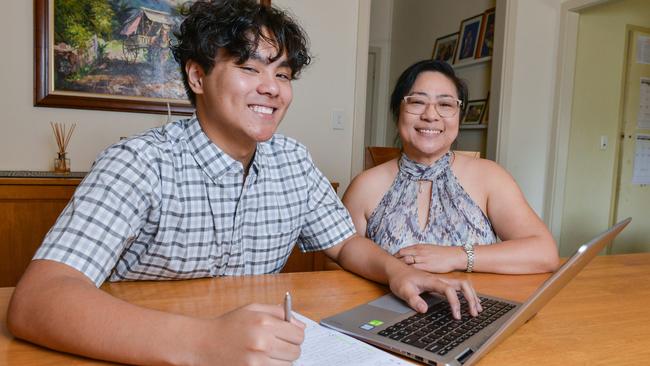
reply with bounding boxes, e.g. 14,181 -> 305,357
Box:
560,0 -> 650,255
0,0 -> 362,194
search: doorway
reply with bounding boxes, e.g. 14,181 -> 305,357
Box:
610,26 -> 650,254
555,0 -> 650,256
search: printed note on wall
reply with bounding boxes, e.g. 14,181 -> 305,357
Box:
632,134 -> 650,185
638,78 -> 650,130
636,35 -> 650,64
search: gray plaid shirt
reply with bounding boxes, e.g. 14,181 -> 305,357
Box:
35,118 -> 355,286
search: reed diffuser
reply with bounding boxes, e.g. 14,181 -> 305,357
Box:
50,121 -> 76,173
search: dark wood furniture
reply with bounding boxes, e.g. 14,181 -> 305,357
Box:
0,177 -> 81,287
0,175 -> 338,286
364,146 -> 401,169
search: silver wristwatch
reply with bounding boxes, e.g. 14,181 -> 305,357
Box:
462,243 -> 475,273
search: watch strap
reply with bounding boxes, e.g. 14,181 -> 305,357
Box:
463,244 -> 475,273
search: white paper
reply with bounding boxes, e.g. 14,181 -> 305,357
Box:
638,78 -> 650,129
632,134 -> 650,185
293,312 -> 412,366
636,35 -> 650,64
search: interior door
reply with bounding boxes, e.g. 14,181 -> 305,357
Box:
612,27 -> 650,253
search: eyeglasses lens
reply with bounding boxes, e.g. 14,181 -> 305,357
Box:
404,96 -> 459,117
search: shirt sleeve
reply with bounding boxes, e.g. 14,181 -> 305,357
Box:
297,152 -> 356,252
33,142 -> 160,287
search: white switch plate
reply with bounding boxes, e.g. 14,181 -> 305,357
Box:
600,135 -> 608,150
332,110 -> 344,130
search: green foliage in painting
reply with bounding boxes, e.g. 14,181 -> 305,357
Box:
54,0 -> 115,50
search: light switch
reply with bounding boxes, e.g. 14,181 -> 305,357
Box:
600,136 -> 608,150
332,110 -> 344,130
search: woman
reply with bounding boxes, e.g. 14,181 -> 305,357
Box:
343,60 -> 558,274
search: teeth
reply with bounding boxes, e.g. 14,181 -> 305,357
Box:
417,128 -> 442,134
250,105 -> 274,115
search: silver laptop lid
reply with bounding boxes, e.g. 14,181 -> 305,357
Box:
463,217 -> 631,365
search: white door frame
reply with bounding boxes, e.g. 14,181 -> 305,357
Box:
367,46 -> 382,146
350,0 -> 371,178
543,0 -> 615,240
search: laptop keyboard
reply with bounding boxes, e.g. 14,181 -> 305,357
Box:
377,296 -> 515,356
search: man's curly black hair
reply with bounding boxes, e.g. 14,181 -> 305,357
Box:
171,0 -> 312,106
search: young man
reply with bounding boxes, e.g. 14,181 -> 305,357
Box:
7,1 -> 481,365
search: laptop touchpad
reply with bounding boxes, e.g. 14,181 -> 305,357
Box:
368,294 -> 413,314
369,293 -> 446,314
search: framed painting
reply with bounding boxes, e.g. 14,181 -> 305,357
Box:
453,14 -> 483,66
431,32 -> 458,65
34,0 -> 271,115
462,99 -> 487,125
476,8 -> 496,61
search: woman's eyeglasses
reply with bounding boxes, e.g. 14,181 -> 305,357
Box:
402,95 -> 462,118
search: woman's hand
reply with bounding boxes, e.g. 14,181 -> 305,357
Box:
395,244 -> 465,273
387,265 -> 482,318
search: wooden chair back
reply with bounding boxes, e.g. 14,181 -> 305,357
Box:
364,146 -> 401,170
454,150 -> 481,158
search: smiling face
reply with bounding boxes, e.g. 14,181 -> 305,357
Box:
188,37 -> 293,165
398,71 -> 460,165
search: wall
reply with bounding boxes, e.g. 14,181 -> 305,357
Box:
0,0 -> 361,194
496,0 -> 563,216
559,0 -> 650,255
385,0 -> 495,147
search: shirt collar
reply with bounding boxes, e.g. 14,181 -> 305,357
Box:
186,117 -> 266,182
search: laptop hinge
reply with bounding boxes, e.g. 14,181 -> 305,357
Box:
456,348 -> 474,365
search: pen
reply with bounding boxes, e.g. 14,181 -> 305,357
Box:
284,292 -> 292,322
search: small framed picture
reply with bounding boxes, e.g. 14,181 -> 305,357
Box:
481,93 -> 490,124
462,99 -> 487,125
454,14 -> 483,65
432,32 -> 459,64
476,8 -> 496,61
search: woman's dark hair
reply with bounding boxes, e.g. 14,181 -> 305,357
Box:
389,60 -> 468,122
171,0 -> 312,106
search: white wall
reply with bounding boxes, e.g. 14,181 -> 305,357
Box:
273,0 -> 361,193
496,0 -> 563,216
0,0 -> 361,194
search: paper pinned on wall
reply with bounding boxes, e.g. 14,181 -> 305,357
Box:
293,312 -> 411,366
638,78 -> 650,130
632,134 -> 650,185
636,35 -> 650,64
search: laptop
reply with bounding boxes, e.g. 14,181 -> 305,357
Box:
321,218 -> 631,366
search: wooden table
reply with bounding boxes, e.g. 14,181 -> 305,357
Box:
2,253 -> 650,365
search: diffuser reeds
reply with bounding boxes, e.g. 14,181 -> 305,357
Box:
50,122 -> 76,172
